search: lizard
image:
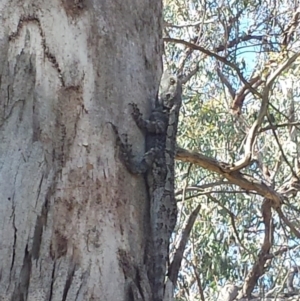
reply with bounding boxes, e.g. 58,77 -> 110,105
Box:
110,71 -> 182,301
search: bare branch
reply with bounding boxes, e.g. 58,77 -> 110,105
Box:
163,19 -> 215,28
163,37 -> 263,99
214,35 -> 266,52
231,76 -> 263,114
276,207 -> 300,238
216,65 -> 236,98
176,147 -> 283,208
259,121 -> 300,133
230,52 -> 300,171
266,114 -> 299,181
266,52 -> 300,89
282,7 -> 300,46
182,64 -> 200,85
264,245 -> 298,259
241,199 -> 274,298
175,180 -> 228,196
192,264 -> 205,301
168,204 -> 201,285
208,194 -> 252,254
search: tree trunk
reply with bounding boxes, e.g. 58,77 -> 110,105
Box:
0,1 -> 163,300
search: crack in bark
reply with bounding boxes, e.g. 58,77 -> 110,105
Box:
35,173 -> 44,208
32,185 -> 54,260
74,271 -> 89,301
32,215 -> 44,261
10,205 -> 17,273
62,264 -> 76,301
48,262 -> 56,301
11,245 -> 32,301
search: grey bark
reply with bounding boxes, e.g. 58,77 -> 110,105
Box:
0,0 -> 162,300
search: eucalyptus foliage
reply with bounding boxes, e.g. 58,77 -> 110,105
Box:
163,0 -> 300,299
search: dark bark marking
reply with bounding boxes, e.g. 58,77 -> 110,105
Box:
11,245 -> 32,301
9,16 -> 65,86
118,249 -> 136,280
61,0 -> 86,18
53,86 -> 83,171
32,94 -> 41,142
0,49 -> 36,130
50,230 -> 68,259
32,214 -> 44,260
118,249 -> 152,301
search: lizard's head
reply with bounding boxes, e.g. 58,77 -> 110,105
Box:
159,72 -> 182,109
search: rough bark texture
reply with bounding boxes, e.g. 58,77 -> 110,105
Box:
0,0 -> 162,300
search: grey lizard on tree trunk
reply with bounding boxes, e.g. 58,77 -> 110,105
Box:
111,71 -> 182,301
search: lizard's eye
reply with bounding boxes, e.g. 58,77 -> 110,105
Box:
170,78 -> 176,85
166,93 -> 171,99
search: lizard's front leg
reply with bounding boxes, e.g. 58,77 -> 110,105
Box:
129,103 -> 166,134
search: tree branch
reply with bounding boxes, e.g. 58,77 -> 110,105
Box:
163,37 -> 262,99
168,204 -> 201,285
230,52 -> 300,171
176,147 -> 283,208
